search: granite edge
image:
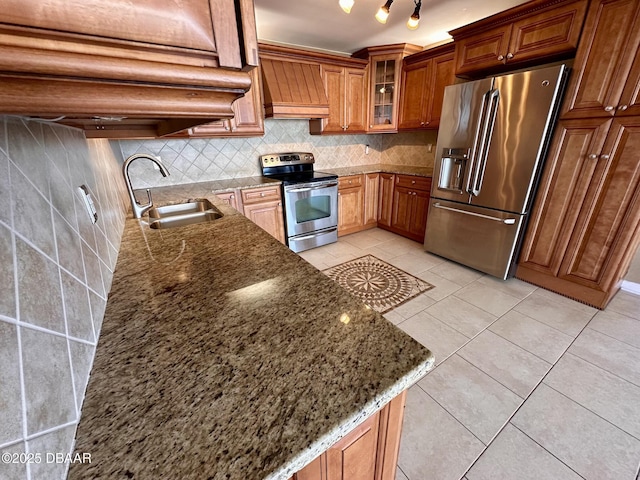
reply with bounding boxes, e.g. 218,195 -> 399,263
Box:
266,355 -> 435,480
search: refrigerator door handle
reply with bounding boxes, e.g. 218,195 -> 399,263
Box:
433,202 -> 516,224
466,90 -> 491,195
471,88 -> 500,196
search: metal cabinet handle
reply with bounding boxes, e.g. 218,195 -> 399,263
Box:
617,105 -> 628,111
600,154 -> 610,160
497,55 -> 504,61
588,154 -> 598,160
604,105 -> 615,112
506,52 -> 513,60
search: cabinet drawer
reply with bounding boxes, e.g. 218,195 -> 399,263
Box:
395,175 -> 431,191
339,175 -> 363,189
241,186 -> 282,205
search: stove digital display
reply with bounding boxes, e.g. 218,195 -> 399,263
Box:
280,155 -> 299,162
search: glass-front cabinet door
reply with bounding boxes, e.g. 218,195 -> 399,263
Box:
368,54 -> 402,133
352,44 -> 422,133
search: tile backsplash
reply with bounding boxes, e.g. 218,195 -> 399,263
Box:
119,119 -> 438,189
0,116 -> 127,480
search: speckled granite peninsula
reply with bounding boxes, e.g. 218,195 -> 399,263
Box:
69,181 -> 434,480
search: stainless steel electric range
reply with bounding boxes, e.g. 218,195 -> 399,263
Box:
261,152 -> 338,253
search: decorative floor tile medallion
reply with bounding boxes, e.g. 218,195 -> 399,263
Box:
323,255 -> 433,314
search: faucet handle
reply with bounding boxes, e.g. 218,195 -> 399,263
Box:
142,188 -> 153,207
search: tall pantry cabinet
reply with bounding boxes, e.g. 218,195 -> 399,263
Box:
516,0 -> 640,308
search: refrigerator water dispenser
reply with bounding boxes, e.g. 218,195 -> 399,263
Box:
438,148 -> 469,193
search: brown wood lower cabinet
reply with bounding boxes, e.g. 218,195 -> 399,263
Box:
338,174 -> 380,236
241,186 -> 286,244
338,175 -> 365,236
217,185 -> 285,244
379,175 -> 431,243
289,391 -> 406,480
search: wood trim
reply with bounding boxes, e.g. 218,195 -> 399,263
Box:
0,75 -> 241,118
352,43 -> 423,59
403,43 -> 455,66
259,42 -> 368,68
516,263 -> 612,308
0,45 -> 252,88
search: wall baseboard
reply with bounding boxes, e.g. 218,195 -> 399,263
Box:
621,280 -> 640,296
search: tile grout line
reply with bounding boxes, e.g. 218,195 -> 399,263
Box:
457,308 -> 599,480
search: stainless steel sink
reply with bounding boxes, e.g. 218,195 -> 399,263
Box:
147,199 -> 223,229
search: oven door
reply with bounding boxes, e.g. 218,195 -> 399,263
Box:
284,180 -> 338,237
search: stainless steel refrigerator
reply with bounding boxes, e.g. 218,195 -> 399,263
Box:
424,64 -> 568,279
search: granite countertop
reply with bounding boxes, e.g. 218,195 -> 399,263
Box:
321,164 -> 434,178
69,185 -> 434,480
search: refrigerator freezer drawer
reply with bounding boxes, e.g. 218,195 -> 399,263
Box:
424,199 -> 525,279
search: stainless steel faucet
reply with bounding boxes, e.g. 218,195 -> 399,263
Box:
122,154 -> 170,218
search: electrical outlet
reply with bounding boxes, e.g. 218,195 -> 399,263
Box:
78,185 -> 98,224
365,144 -> 370,155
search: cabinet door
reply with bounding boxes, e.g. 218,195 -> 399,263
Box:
518,118 -> 612,276
183,67 -> 264,137
322,64 -> 347,134
507,0 -> 587,66
368,54 -> 402,133
426,52 -> 455,128
344,68 -> 368,133
338,176 -> 365,236
291,456 -> 324,480
325,411 -> 380,480
243,200 -> 285,244
398,61 -> 430,130
454,24 -> 512,76
215,191 -> 240,211
229,66 -> 265,135
561,0 -> 640,119
378,174 -> 395,227
409,190 -> 430,241
618,45 -> 640,117
391,186 -> 413,234
364,173 -> 380,227
557,116 -> 640,299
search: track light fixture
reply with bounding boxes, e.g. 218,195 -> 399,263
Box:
407,0 -> 422,30
339,0 -> 355,14
375,0 -> 394,24
338,0 -> 422,30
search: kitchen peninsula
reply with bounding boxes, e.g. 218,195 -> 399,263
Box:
68,182 -> 434,480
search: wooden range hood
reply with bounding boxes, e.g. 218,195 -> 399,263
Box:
0,0 -> 259,138
259,43 -> 330,119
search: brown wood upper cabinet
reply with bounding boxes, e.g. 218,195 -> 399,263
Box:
450,0 -> 588,78
560,0 -> 640,119
178,66 -> 265,137
398,44 -> 455,131
310,62 -> 368,135
0,0 -> 258,138
353,44 -> 422,133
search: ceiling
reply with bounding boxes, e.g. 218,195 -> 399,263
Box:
254,0 -> 531,55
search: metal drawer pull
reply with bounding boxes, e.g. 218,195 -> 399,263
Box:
434,203 -> 516,224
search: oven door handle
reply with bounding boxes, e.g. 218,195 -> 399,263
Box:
286,181 -> 338,193
290,228 -> 338,242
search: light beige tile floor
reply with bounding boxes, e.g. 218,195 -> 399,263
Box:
299,228 -> 640,480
